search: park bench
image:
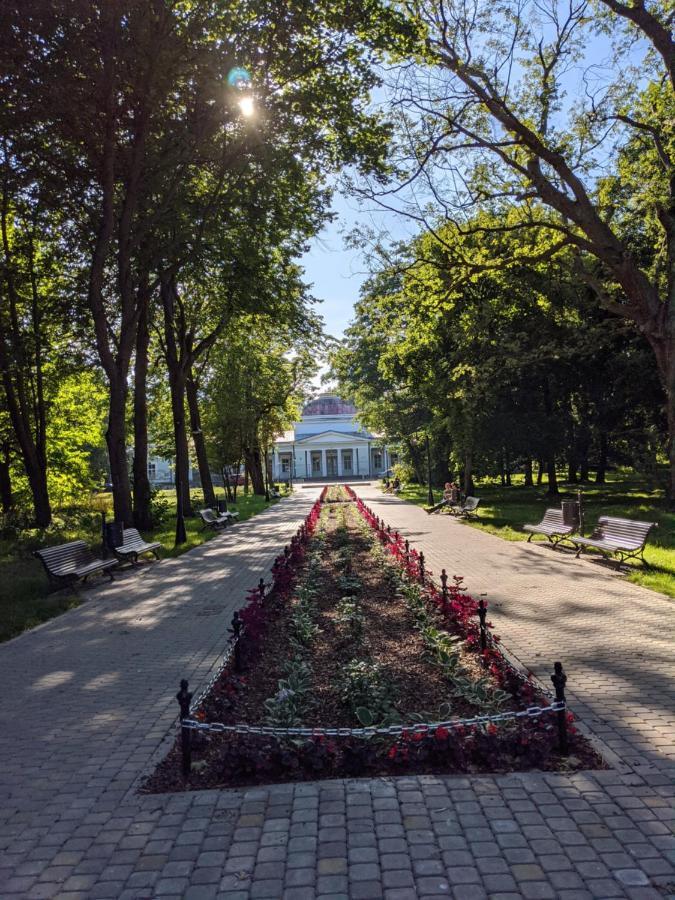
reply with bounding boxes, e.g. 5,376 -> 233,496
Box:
523,508 -> 575,546
453,496 -> 481,518
570,516 -> 656,568
113,528 -> 162,565
34,540 -> 117,589
199,508 -> 239,531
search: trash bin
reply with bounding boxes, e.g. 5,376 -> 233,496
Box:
561,500 -> 579,528
217,499 -> 228,513
103,521 -> 124,551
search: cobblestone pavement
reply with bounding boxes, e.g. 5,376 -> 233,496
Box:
0,483 -> 673,900
354,485 -> 675,779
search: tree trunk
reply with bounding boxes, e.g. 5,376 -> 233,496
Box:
463,449 -> 473,497
537,458 -> 544,486
524,458 -> 533,486
168,366 -> 192,517
244,445 -> 265,495
595,432 -> 608,484
132,297 -> 153,530
579,452 -> 590,483
405,438 -> 425,485
106,377 -> 134,525
567,451 -> 578,484
186,370 -> 215,508
0,441 -> 12,514
546,456 -> 559,496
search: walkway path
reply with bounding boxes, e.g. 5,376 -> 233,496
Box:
0,483 -> 672,900
355,485 -> 675,778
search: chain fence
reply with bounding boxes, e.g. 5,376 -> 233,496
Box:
181,701 -> 566,739
176,490 -> 569,774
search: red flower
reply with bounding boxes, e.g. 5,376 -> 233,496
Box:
486,723 -> 498,735
435,727 -> 449,741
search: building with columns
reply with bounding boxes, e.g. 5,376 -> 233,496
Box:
271,393 -> 393,482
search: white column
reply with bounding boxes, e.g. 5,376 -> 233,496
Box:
321,449 -> 326,477
337,448 -> 343,477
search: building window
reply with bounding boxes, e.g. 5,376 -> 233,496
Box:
280,454 -> 291,473
373,451 -> 383,471
148,462 -> 156,480
341,449 -> 353,473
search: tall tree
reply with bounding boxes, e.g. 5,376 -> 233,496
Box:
379,0 -> 675,492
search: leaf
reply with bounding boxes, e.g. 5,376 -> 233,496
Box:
356,707 -> 374,726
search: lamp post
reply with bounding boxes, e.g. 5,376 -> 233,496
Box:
264,448 -> 270,502
426,433 -> 434,506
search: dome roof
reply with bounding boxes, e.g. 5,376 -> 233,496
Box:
302,394 -> 357,417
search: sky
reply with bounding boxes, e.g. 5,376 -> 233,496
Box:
299,187 -> 416,387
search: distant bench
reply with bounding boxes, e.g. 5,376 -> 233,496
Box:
570,516 -> 656,568
523,509 -> 575,546
113,528 -> 162,565
35,540 -> 117,590
199,508 -> 240,531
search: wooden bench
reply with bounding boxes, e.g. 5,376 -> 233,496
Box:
453,496 -> 480,518
570,516 -> 656,568
523,509 -> 575,546
113,528 -> 162,565
199,508 -> 240,530
34,540 -> 117,589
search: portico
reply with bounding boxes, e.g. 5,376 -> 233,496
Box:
271,393 -> 392,482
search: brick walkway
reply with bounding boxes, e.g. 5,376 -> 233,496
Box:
0,483 -> 672,900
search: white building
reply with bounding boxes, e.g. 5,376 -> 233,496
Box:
271,394 -> 393,482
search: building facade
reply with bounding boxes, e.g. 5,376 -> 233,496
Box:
271,394 -> 392,482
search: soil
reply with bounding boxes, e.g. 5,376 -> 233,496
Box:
143,491 -> 605,793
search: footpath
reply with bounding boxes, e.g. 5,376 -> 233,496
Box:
0,483 -> 671,900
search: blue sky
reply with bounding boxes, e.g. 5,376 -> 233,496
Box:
300,189 -> 415,353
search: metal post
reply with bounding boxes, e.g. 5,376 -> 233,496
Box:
426,433 -> 434,506
259,578 -> 266,603
419,552 -> 425,584
577,490 -> 584,533
231,611 -> 243,672
478,599 -> 488,652
551,661 -> 568,755
101,511 -> 107,558
176,679 -> 193,779
405,539 -> 410,566
440,569 -> 448,615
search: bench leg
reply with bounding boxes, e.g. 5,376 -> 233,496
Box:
574,546 -> 583,558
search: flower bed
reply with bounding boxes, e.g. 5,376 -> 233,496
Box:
144,486 -> 602,792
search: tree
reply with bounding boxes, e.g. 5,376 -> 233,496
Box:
378,0 -> 675,492
204,314 -> 320,495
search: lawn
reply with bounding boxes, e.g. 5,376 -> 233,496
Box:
0,486 -> 286,644
397,474 -> 675,599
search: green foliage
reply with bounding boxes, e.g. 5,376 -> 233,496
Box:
339,658 -> 396,721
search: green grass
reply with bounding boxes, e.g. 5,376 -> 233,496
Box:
396,475 -> 675,599
0,486 -> 287,643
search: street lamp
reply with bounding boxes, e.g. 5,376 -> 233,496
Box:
426,433 -> 434,506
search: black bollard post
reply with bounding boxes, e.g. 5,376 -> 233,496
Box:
258,578 -> 266,604
405,539 -> 410,566
551,661 -> 568,755
176,679 -> 193,779
419,552 -> 425,584
478,599 -> 488,652
231,611 -> 243,672
440,569 -> 448,615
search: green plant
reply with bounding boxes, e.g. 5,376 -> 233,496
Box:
450,675 -> 510,710
263,659 -> 313,728
335,596 -> 365,640
339,659 -> 396,722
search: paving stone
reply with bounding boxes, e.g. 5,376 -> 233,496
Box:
1,482 -> 674,900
